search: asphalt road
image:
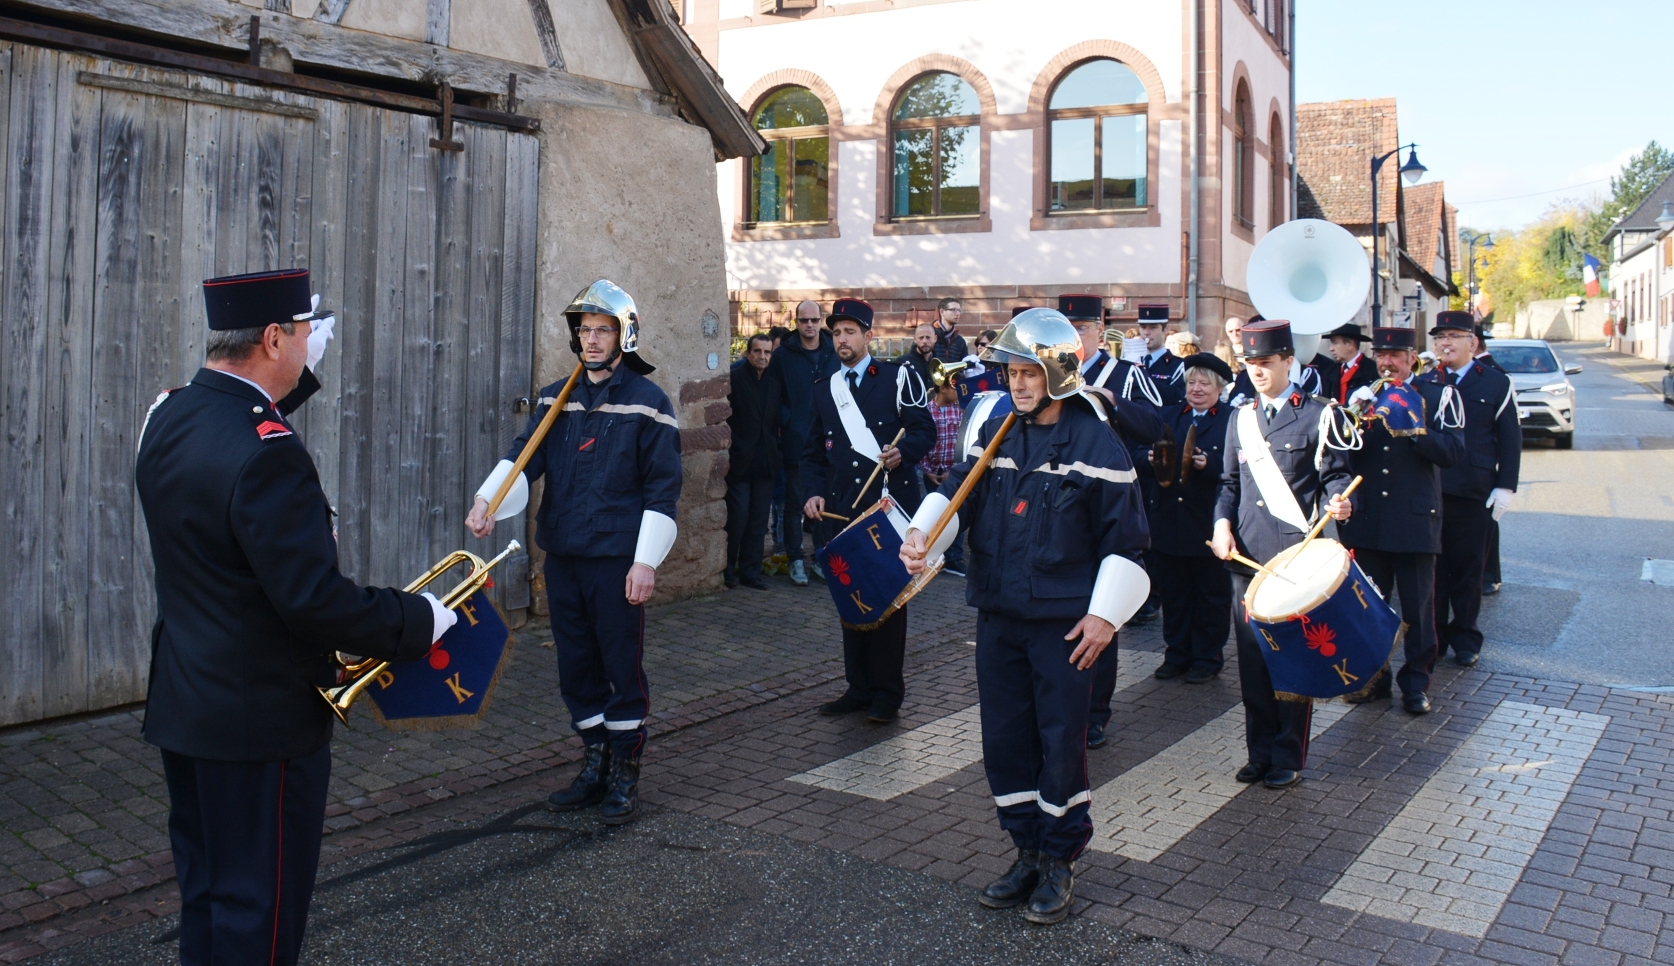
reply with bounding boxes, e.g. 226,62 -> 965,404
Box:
1479,342 -> 1674,688
35,804 -> 1234,966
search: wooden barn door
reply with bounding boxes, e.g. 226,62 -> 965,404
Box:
0,43 -> 538,726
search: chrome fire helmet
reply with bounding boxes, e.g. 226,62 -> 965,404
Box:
981,308 -> 1086,406
564,279 -> 654,374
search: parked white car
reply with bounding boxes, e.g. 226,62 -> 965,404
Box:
1485,339 -> 1581,449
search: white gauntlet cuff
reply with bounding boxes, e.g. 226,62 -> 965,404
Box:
906,493 -> 958,562
475,460 -> 529,520
634,510 -> 678,569
1087,555 -> 1150,629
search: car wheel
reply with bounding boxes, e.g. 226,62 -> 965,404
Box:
1554,432 -> 1573,450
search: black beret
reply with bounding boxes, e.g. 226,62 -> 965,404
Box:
202,269 -> 312,331
1181,352 -> 1234,383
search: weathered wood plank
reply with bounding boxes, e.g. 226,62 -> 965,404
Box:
76,72 -> 318,120
459,123 -> 508,605
397,111 -> 439,581
303,96 -> 347,510
314,0 -> 352,25
427,119 -> 470,572
252,110 -> 284,270
365,106 -> 410,588
330,100 -> 382,585
0,43 -> 57,724
525,0 -> 564,70
425,0 -> 449,48
498,129 -> 538,611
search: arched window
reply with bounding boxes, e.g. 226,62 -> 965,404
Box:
1046,58 -> 1148,212
1233,82 -> 1254,228
1269,113 -> 1286,229
891,72 -> 981,219
748,86 -> 830,225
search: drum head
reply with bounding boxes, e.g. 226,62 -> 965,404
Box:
1247,539 -> 1351,622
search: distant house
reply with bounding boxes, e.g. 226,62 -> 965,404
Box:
1601,171 -> 1674,362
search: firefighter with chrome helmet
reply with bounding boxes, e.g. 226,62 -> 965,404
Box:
466,279 -> 682,827
900,309 -> 1152,925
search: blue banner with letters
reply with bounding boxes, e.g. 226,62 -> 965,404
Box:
817,500 -> 921,631
365,589 -> 513,730
956,368 -> 1007,408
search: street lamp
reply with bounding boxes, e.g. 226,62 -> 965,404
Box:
1657,200 -> 1674,233
1370,143 -> 1426,327
1462,230 -> 1495,320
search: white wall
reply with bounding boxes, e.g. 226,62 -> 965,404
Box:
1220,3 -> 1294,296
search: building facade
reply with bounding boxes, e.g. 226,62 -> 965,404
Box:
682,0 -> 1295,342
1603,174 -> 1674,363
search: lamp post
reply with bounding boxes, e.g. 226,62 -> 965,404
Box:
1369,143 -> 1426,328
1462,230 -> 1495,320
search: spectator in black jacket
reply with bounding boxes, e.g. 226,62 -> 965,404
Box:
726,333 -> 784,589
773,302 -> 840,584
899,323 -> 937,385
930,297 -> 971,362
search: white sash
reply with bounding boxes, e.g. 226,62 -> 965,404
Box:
1236,404 -> 1312,532
830,370 -> 882,463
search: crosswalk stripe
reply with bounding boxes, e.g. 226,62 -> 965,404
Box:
1321,700 -> 1609,937
1086,700 -> 1354,861
787,650 -> 1163,801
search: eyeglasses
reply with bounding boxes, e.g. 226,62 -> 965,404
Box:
576,326 -> 618,339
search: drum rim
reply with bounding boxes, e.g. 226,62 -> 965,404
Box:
1244,539 -> 1352,623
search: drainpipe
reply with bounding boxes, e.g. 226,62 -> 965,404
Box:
1288,0 -> 1297,221
1187,0 -> 1201,333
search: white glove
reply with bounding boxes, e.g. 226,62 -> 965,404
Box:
1486,487 -> 1514,522
306,313 -> 336,370
1348,385 -> 1377,406
1228,392 -> 1249,408
422,592 -> 457,644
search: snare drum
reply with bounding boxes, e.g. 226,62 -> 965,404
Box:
1243,538 -> 1403,701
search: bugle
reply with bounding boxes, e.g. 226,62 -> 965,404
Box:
928,358 -> 969,389
318,540 -> 522,724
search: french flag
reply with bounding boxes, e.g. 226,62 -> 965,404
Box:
1583,253 -> 1601,297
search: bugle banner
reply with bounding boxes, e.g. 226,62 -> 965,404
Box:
365,588 -> 515,730
816,497 -> 941,630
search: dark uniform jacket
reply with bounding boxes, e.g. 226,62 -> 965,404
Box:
940,398 -> 1151,621
1318,354 -> 1379,403
1419,362 -> 1521,500
727,361 -> 785,483
1336,380 -> 1465,555
1141,402 -> 1231,557
772,331 -> 840,465
1083,350 -> 1165,445
508,364 -> 682,559
802,356 -> 937,515
136,369 -> 434,762
1214,389 -> 1354,572
1140,348 -> 1187,405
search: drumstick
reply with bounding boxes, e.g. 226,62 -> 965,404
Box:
486,363 -> 584,516
1204,541 -> 1293,583
1294,475 -> 1364,560
818,511 -> 850,523
916,412 -> 1017,557
852,427 -> 908,510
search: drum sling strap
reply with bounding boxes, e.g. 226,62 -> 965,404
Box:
1236,404 -> 1314,532
830,367 -> 883,463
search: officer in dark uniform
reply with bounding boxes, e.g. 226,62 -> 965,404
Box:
1474,322 -> 1507,594
1420,311 -> 1520,666
1338,326 -> 1465,715
901,309 -> 1151,925
1210,319 -> 1355,789
1061,294 -> 1164,748
467,280 -> 682,826
1145,353 -> 1235,683
137,269 -> 454,966
1135,304 -> 1187,405
1315,322 -> 1378,403
802,297 -> 937,723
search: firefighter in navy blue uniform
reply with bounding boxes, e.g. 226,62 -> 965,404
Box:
1144,354 -> 1236,683
901,309 -> 1151,925
1135,303 -> 1187,405
467,280 -> 681,826
1337,326 -> 1466,716
802,297 -> 937,723
1061,294 -> 1165,748
1210,319 -> 1355,789
137,269 -> 454,966
1420,311 -> 1520,667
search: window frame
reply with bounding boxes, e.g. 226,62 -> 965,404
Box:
735,83 -> 839,243
1232,82 -> 1254,232
1029,54 -> 1160,233
887,73 -> 984,223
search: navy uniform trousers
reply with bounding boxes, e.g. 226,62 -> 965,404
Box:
1355,550 -> 1440,697
1154,553 -> 1232,674
546,554 -> 649,759
841,608 -> 908,713
1230,574 -> 1314,771
1437,494 -> 1493,658
162,744 -> 331,966
977,611 -> 1094,860
1088,638 -> 1121,732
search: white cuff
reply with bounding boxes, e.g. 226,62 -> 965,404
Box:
422,592 -> 458,644
906,493 -> 957,563
633,510 -> 678,569
1087,554 -> 1150,630
475,459 -> 529,520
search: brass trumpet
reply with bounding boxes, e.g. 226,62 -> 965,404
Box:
318,540 -> 522,724
929,358 -> 968,388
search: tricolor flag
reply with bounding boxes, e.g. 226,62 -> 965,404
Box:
1583,253 -> 1601,297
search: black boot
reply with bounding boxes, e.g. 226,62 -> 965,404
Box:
546,744 -> 611,812
1022,855 -> 1075,925
599,753 -> 641,826
978,849 -> 1040,909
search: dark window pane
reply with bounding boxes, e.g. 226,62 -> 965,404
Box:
750,139 -> 790,222
939,125 -> 980,215
894,72 -> 979,119
753,86 -> 828,130
1050,117 -> 1096,210
1102,113 -> 1146,208
893,129 -> 935,216
1050,59 -> 1146,110
793,137 -> 829,222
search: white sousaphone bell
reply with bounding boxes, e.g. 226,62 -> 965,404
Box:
1246,218 -> 1373,358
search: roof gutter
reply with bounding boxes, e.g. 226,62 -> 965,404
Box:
1187,0 -> 1201,333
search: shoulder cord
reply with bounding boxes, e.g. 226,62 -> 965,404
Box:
1436,385 -> 1465,430
1123,363 -> 1165,407
896,362 -> 930,410
1317,401 -> 1362,468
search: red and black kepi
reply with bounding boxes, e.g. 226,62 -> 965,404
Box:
1371,326 -> 1419,350
1058,294 -> 1103,322
1428,310 -> 1474,336
826,297 -> 875,330
202,269 -> 321,331
1241,317 -> 1294,358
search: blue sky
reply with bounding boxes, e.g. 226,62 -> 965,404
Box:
1295,0 -> 1673,233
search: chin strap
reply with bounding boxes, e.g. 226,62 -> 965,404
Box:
583,346 -> 621,372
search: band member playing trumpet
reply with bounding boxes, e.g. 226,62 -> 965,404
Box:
803,298 -> 936,723
901,310 -> 1151,925
137,270 -> 457,966
467,280 -> 682,826
1211,319 -> 1354,790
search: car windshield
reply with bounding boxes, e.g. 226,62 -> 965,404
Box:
1492,345 -> 1560,374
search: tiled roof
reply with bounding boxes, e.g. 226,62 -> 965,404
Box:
1296,98 -> 1400,226
1602,169 -> 1674,243
1403,181 -> 1451,278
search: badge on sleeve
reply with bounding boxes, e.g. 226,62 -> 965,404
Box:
255,420 -> 292,440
